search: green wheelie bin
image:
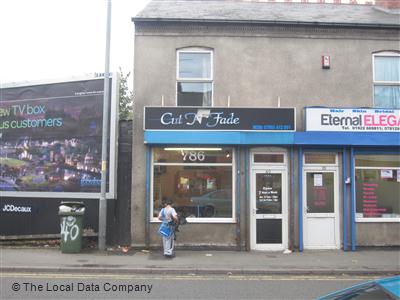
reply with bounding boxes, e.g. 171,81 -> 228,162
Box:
59,202 -> 85,253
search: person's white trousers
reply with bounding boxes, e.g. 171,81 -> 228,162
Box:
162,234 -> 174,255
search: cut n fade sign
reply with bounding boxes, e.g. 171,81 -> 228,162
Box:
0,76 -> 118,198
305,107 -> 400,132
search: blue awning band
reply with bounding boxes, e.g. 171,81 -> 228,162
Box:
295,132 -> 399,146
144,131 -> 400,147
144,131 -> 295,145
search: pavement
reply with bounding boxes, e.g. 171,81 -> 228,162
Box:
1,246 -> 400,276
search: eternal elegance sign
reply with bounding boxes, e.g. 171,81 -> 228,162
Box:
305,107 -> 400,132
144,107 -> 295,131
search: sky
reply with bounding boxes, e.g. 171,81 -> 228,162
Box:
0,0 -> 151,86
0,0 -> 373,87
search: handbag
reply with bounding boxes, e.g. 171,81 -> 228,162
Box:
158,209 -> 172,237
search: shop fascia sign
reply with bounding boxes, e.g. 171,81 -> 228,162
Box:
144,106 -> 295,131
305,107 -> 400,132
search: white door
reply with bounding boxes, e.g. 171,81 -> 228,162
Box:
251,170 -> 288,251
303,169 -> 340,249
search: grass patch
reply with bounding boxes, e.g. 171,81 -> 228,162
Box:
0,157 -> 28,168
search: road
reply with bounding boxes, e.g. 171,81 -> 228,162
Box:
0,272 -> 377,300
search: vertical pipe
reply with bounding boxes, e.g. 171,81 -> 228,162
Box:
245,147 -> 248,249
350,147 -> 356,251
236,147 -> 241,250
245,147 -> 250,251
342,147 -> 348,251
298,147 -> 303,252
290,147 -> 294,251
99,0 -> 112,251
145,146 -> 151,248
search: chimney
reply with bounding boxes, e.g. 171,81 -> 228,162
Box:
375,0 -> 400,9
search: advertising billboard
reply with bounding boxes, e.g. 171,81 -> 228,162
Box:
0,75 -> 118,198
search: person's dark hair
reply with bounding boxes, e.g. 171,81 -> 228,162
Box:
164,197 -> 173,205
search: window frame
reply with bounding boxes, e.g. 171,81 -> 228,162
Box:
303,152 -> 338,166
355,154 -> 400,223
176,48 -> 214,107
372,51 -> 400,108
252,152 -> 287,165
150,147 -> 236,223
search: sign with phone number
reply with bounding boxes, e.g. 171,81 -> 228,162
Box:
144,107 -> 295,131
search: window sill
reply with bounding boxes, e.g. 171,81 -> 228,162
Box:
151,218 -> 236,224
355,218 -> 400,223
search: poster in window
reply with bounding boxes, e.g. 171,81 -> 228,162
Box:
313,174 -> 323,187
381,169 -> 393,179
206,178 -> 216,190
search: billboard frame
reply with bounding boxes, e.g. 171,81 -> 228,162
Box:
0,74 -> 119,199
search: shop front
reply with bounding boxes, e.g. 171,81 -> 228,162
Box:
141,106 -> 399,251
299,107 -> 400,250
143,106 -> 295,250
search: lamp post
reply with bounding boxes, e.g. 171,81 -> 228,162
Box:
99,0 -> 112,251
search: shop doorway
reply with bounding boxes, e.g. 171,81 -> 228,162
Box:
303,154 -> 340,249
250,151 -> 288,251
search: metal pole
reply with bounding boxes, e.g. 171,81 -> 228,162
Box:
342,147 -> 348,251
298,147 -> 303,252
99,0 -> 112,251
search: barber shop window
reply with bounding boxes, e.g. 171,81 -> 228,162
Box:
373,52 -> 400,109
355,154 -> 400,222
177,49 -> 213,107
152,147 -> 234,222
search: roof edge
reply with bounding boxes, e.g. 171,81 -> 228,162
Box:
131,17 -> 400,30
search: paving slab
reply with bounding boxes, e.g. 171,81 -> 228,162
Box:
1,247 -> 399,276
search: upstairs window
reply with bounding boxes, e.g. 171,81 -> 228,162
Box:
373,52 -> 400,108
177,49 -> 213,106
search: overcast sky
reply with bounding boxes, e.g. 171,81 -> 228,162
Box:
0,0 -> 150,86
0,0 -> 373,87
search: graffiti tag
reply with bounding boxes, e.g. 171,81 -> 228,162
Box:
60,216 -> 79,242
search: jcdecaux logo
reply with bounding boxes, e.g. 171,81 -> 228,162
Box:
2,204 -> 32,213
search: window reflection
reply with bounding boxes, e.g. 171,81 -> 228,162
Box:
355,155 -> 400,219
177,50 -> 213,107
177,82 -> 212,106
153,148 -> 233,219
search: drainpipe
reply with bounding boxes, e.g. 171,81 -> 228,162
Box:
290,147 -> 295,251
236,147 -> 241,250
298,147 -> 303,252
342,147 -> 348,251
145,146 -> 151,248
350,147 -> 356,251
245,147 -> 250,251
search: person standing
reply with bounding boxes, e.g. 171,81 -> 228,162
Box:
158,198 -> 178,258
